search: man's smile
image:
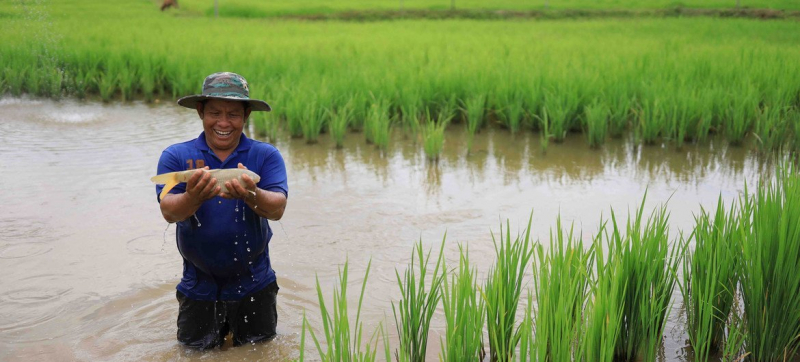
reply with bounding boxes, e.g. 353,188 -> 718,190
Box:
214,129 -> 233,137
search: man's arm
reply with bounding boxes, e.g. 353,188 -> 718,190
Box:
159,167 -> 220,223
222,163 -> 287,221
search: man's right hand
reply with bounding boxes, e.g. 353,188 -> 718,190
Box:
185,167 -> 220,204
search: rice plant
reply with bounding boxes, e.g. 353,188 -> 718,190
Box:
582,100 -> 609,148
304,259 -> 383,362
678,196 -> 740,361
301,97 -> 328,144
536,107 -> 551,154
542,89 -> 580,143
328,100 -> 354,148
634,99 -> 664,145
532,218 -> 595,361
607,94 -> 632,138
364,99 -> 391,148
608,195 -> 684,361
439,245 -> 485,362
579,229 -> 626,362
392,237 -> 446,362
738,166 -> 800,361
422,107 -> 451,161
464,94 -> 486,152
498,90 -> 525,135
753,105 -> 790,153
483,216 -> 534,362
725,89 -> 758,146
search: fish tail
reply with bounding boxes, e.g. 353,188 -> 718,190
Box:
151,172 -> 180,201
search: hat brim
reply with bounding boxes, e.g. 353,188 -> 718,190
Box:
177,95 -> 271,112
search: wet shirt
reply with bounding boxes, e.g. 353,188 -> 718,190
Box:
156,133 -> 288,301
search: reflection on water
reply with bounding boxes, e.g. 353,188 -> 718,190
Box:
0,97 -> 772,361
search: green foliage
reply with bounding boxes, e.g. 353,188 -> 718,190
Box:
392,238 -> 446,362
679,197 -> 740,360
483,216 -> 534,362
739,166 -> 800,360
440,245 -> 485,362
303,259 -> 383,362
532,218 -> 595,361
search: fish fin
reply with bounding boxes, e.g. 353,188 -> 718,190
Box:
151,172 -> 180,201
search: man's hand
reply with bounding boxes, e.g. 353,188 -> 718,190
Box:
221,163 -> 257,200
186,167 -> 220,204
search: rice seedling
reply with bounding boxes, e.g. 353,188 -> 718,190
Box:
724,88 -> 758,146
582,100 -> 609,148
536,107 -> 551,154
532,217 -> 595,361
301,97 -> 328,144
439,245 -> 485,362
400,103 -> 421,138
392,237 -> 446,362
738,166 -> 800,361
721,309 -> 749,362
607,94 -> 632,139
464,94 -> 486,152
422,107 -> 452,161
483,216 -> 534,362
579,229 -> 626,362
97,72 -> 117,102
328,100 -> 355,148
678,196 -> 740,361
304,259 -> 383,362
3,65 -> 26,97
753,105 -> 790,153
607,195 -> 684,361
542,88 -> 580,143
497,90 -> 525,135
634,99 -> 664,145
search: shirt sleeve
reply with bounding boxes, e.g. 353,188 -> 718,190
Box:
155,148 -> 187,202
257,147 -> 288,198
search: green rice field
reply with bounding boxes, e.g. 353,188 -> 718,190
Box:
2,0 -> 800,156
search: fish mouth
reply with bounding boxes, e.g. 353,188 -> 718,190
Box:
213,129 -> 233,137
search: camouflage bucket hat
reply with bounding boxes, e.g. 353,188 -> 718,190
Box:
177,72 -> 271,111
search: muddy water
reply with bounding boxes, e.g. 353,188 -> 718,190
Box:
0,98 -> 767,361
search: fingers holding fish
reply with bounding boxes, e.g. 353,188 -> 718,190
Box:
187,167 -> 219,203
220,177 -> 255,200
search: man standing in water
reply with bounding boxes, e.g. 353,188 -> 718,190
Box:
155,72 -> 288,349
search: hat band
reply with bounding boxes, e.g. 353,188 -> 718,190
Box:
204,92 -> 248,99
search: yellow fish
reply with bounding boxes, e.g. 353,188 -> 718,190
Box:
151,169 -> 261,200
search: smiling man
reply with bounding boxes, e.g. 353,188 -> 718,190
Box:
155,72 -> 288,349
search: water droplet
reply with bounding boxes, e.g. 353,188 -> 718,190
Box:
251,297 -> 255,302
247,248 -> 251,252
234,258 -> 238,261
249,261 -> 252,265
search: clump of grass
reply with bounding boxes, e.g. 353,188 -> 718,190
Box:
532,217 -> 595,361
608,195 -> 684,361
583,99 -> 609,148
607,93 -> 632,138
753,105 -> 790,153
400,103 -> 421,139
464,94 -> 486,152
301,95 -> 329,144
634,99 -> 664,145
724,88 -> 758,146
483,216 -> 534,362
440,245 -> 485,362
328,100 -> 354,148
580,228 -> 626,362
678,196 -> 740,361
499,90 -> 525,135
364,98 -> 391,149
422,107 -> 451,161
542,89 -> 580,142
392,237 -> 446,362
739,166 -> 800,360
536,107 -> 551,154
302,259 -> 383,362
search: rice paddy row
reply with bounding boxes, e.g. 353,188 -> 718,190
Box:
3,2 -> 800,157
300,164 -> 800,361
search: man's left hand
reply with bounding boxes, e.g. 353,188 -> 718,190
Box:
221,163 -> 258,200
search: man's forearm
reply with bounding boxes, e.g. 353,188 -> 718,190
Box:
246,188 -> 287,221
160,193 -> 203,223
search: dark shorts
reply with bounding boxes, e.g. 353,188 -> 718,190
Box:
175,281 -> 279,349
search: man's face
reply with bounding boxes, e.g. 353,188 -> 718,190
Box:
198,99 -> 251,154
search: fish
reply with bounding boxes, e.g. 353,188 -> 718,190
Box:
151,169 -> 261,200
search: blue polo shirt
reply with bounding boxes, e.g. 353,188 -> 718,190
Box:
156,132 -> 288,301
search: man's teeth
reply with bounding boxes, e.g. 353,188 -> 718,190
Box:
214,130 -> 232,136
